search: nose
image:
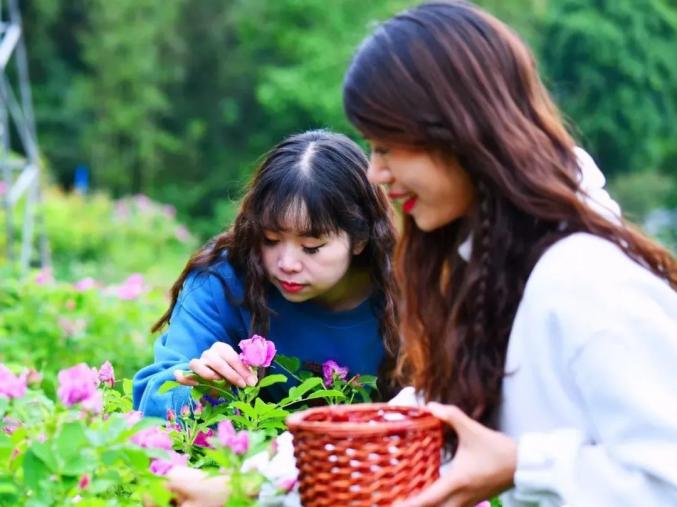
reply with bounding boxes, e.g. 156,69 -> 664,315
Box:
367,153 -> 393,185
277,245 -> 302,274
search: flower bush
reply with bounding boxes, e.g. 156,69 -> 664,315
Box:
0,268 -> 164,384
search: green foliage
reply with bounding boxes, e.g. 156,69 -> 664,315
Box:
540,0 -> 677,175
609,170 -> 676,222
40,188 -> 196,285
0,272 -> 164,384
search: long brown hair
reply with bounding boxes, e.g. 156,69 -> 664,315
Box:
154,130 -> 400,390
344,1 -> 676,424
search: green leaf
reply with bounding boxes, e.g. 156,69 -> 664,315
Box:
22,449 -> 51,493
29,441 -> 58,472
274,355 -> 301,373
0,397 -> 8,420
279,377 -> 323,405
56,421 -> 88,461
158,380 -> 181,394
231,401 -> 257,420
307,389 -> 345,400
257,373 -> 287,388
122,378 -> 133,396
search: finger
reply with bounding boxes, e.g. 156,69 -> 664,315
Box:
393,474 -> 462,507
212,342 -> 257,386
174,370 -> 198,386
202,350 -> 248,388
188,359 -> 222,381
427,403 -> 477,435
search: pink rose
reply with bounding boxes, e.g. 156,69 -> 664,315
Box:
34,267 -> 54,285
238,335 -> 276,368
322,360 -> 348,387
74,277 -> 98,292
57,364 -> 99,407
216,420 -> 249,455
0,364 -> 27,399
78,474 -> 90,490
123,411 -> 143,426
97,361 -> 115,388
193,429 -> 214,448
131,426 -> 173,451
149,451 -> 188,476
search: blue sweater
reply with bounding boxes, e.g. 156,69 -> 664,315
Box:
133,258 -> 385,418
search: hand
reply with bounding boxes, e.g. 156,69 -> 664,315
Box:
175,342 -> 257,388
165,466 -> 230,507
394,402 -> 517,507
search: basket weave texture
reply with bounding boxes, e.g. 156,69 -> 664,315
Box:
286,403 -> 443,506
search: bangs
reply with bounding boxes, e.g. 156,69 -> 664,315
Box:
256,178 -> 343,238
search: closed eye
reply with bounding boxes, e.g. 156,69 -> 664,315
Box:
303,244 -> 325,254
262,237 -> 279,246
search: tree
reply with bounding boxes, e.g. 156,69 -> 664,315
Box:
539,0 -> 677,175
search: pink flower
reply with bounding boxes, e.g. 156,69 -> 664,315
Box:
131,426 -> 173,451
228,431 -> 249,455
0,181 -> 6,195
34,267 -> 54,285
25,369 -> 43,385
217,420 -> 236,446
123,411 -> 143,426
238,335 -> 276,368
322,360 -> 348,387
114,273 -> 148,300
193,429 -> 214,448
175,225 -> 191,243
149,451 -> 188,476
166,408 -> 176,422
58,317 -> 87,337
80,390 -> 103,414
277,477 -> 298,492
97,361 -> 115,388
2,417 -> 20,435
180,405 -> 190,418
78,474 -> 90,490
57,363 -> 99,407
216,420 -> 249,455
74,277 -> 98,292
0,364 -> 27,399
475,503 -> 491,507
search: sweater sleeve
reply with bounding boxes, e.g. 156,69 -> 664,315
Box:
512,262 -> 677,505
132,266 -> 248,418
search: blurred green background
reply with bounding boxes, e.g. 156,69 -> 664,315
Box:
4,0 -> 677,284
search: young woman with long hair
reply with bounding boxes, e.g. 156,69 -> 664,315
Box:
343,1 -> 677,505
133,130 -> 399,418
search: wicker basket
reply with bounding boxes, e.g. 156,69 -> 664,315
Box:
286,403 -> 443,506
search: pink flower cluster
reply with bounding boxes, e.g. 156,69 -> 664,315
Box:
217,420 -> 249,455
56,361 -> 115,414
238,335 -> 276,368
131,426 -> 173,451
0,364 -> 27,399
322,360 -> 348,387
150,451 -> 188,476
57,363 -> 102,413
111,273 -> 148,300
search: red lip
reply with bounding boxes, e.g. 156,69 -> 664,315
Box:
387,191 -> 409,200
402,197 -> 417,213
280,281 -> 305,293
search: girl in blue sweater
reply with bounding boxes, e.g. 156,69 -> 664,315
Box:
133,130 -> 399,418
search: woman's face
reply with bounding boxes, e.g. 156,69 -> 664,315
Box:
367,142 -> 475,231
261,210 -> 363,304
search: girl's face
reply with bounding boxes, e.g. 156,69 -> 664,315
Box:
367,142 -> 475,231
261,215 -> 363,304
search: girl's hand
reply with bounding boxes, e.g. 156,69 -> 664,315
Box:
175,342 -> 257,388
394,402 -> 517,507
166,466 -> 230,507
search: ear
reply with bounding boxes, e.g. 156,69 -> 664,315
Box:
352,240 -> 367,256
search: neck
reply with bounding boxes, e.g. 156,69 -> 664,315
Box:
314,266 -> 373,312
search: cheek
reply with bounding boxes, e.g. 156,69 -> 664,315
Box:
312,246 -> 352,280
260,247 -> 276,273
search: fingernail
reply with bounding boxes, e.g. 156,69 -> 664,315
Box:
246,375 -> 257,386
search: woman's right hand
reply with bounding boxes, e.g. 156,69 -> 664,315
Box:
175,342 -> 258,388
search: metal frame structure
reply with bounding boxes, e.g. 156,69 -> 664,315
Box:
0,0 -> 49,271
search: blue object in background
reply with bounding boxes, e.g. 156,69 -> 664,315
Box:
74,164 -> 89,194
